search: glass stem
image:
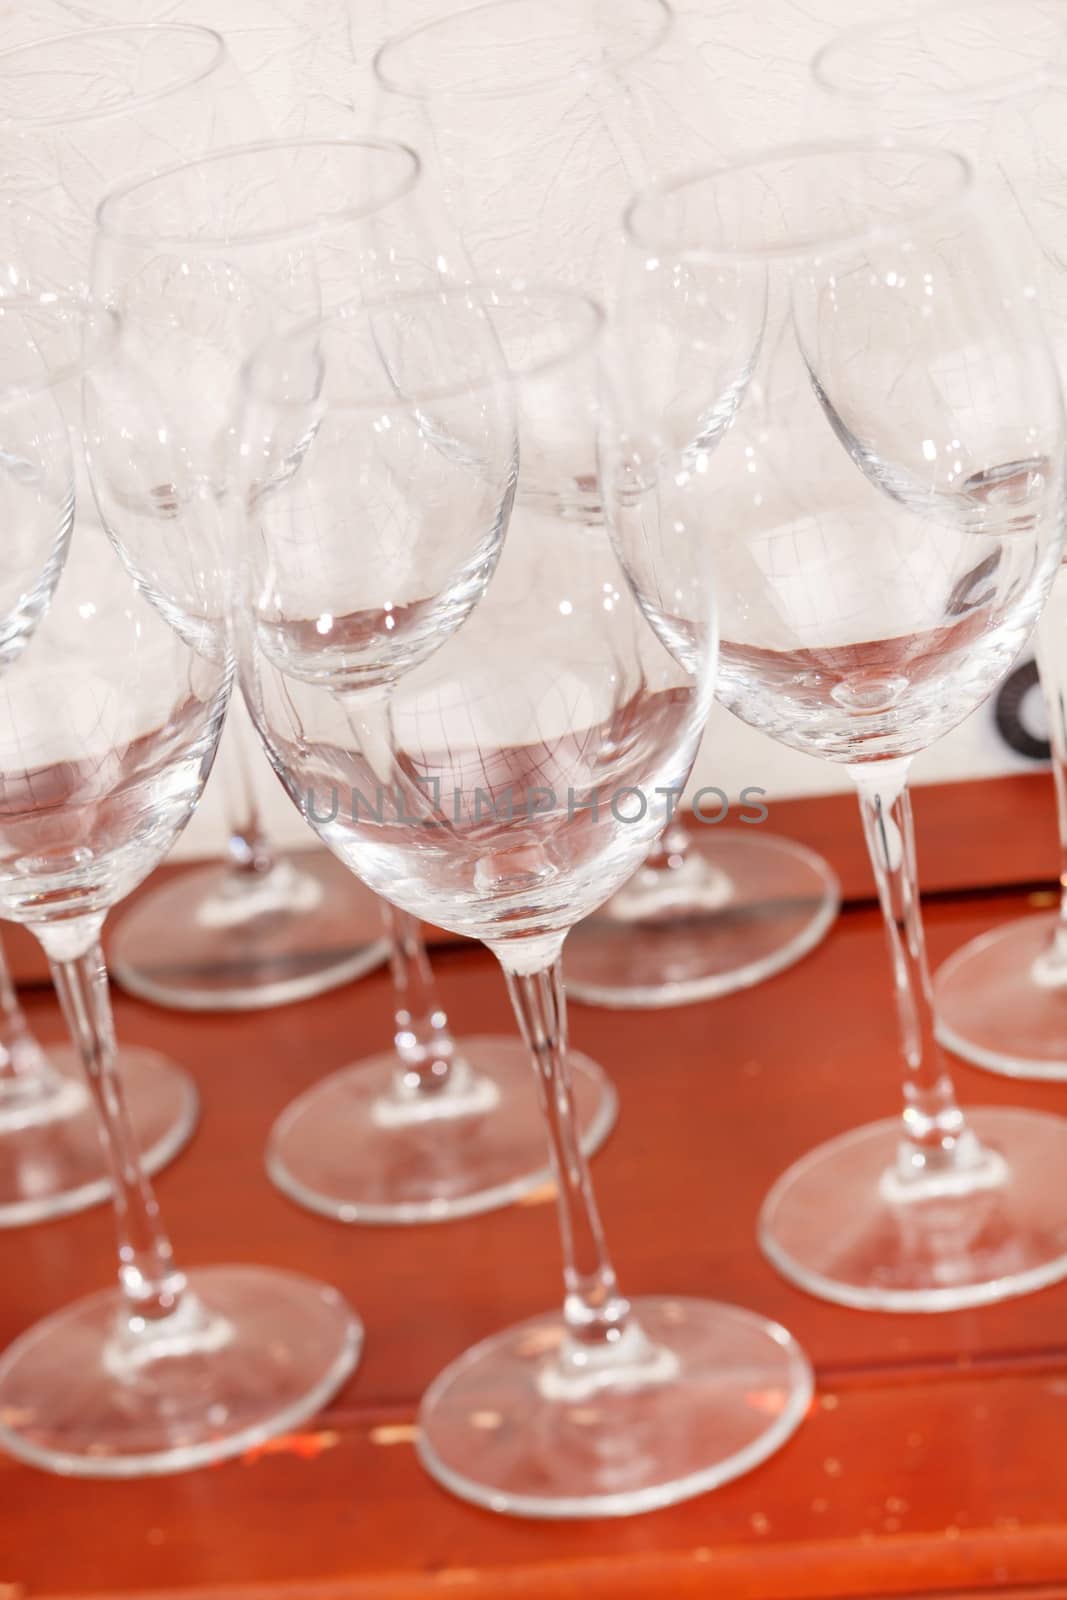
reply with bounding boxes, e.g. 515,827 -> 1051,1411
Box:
224,708 -> 275,875
850,758 -> 976,1182
1034,571 -> 1067,977
47,938 -> 186,1320
504,955 -> 630,1346
636,817 -> 732,914
385,904 -> 457,1099
0,935 -> 48,1089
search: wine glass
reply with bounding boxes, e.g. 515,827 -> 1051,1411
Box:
372,0 -> 839,1008
91,137 -> 615,1224
237,281 -> 813,1516
249,285 -> 616,1224
0,22 -> 258,1216
0,292 -> 195,1227
268,891 -> 614,1224
814,2 -> 1067,1078
0,23 -> 384,1015
106,706 -> 389,1012
622,142 -> 1067,1311
0,901 -> 193,1233
0,23 -> 253,300
91,136 -> 412,1015
0,295 -> 360,1475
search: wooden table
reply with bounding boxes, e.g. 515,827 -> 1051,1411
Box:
5,773 -> 1067,1599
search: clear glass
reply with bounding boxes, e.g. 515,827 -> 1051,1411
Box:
622,143 -> 1067,1311
815,1 -> 1067,1079
0,294 -> 75,665
373,0 -> 675,290
563,827 -> 839,1007
0,25 -> 254,1143
0,28 -> 376,1015
267,898 -> 617,1225
106,710 -> 390,1013
239,276 -> 617,1221
93,143 -> 613,1222
0,24 -> 253,298
238,283 -> 812,1516
0,298 -> 359,1477
0,290 -> 197,1224
374,0 -> 836,1006
90,137 -> 431,1014
0,930 -> 196,1229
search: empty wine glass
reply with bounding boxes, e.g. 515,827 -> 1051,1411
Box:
373,0 -> 838,1008
814,1 -> 1067,1079
0,292 -> 194,1227
0,22 -> 256,1207
0,25 -> 382,1015
373,0 -> 675,291
0,23 -> 253,300
106,705 -> 388,1011
268,890 -> 615,1223
622,143 -> 1067,1311
88,138 -> 427,1020
0,296 -> 360,1476
0,907 -> 193,1233
249,287 -> 616,1223
0,293 -> 74,661
92,137 -> 613,1223
237,282 -> 812,1516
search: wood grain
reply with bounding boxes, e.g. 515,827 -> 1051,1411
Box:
3,776 -> 1067,1596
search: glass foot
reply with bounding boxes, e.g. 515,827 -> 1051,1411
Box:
109,852 -> 389,1012
0,1265 -> 361,1477
564,831 -> 839,1008
935,912 -> 1067,1079
417,1295 -> 813,1518
0,1046 -> 197,1228
760,1108 -> 1067,1311
267,1036 -> 618,1224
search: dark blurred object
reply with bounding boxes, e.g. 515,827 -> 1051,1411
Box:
995,656 -> 1050,762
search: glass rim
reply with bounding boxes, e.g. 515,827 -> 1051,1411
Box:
812,1 -> 1060,106
94,137 -> 422,252
0,23 -> 227,128
623,140 -> 974,264
0,293 -> 118,407
242,281 -> 605,415
373,0 -> 673,102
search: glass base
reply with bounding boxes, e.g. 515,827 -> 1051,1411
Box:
0,1046 -> 197,1229
563,831 -> 839,1009
109,853 -> 389,1012
0,1265 -> 361,1477
267,1037 -> 618,1224
417,1295 -> 813,1518
934,912 -> 1067,1080
760,1108 -> 1067,1312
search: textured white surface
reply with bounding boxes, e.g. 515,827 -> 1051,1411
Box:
2,0 -> 1040,857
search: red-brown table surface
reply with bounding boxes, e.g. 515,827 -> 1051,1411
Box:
5,773 -> 1067,1599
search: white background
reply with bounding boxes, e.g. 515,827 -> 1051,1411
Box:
1,0 -> 1045,855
